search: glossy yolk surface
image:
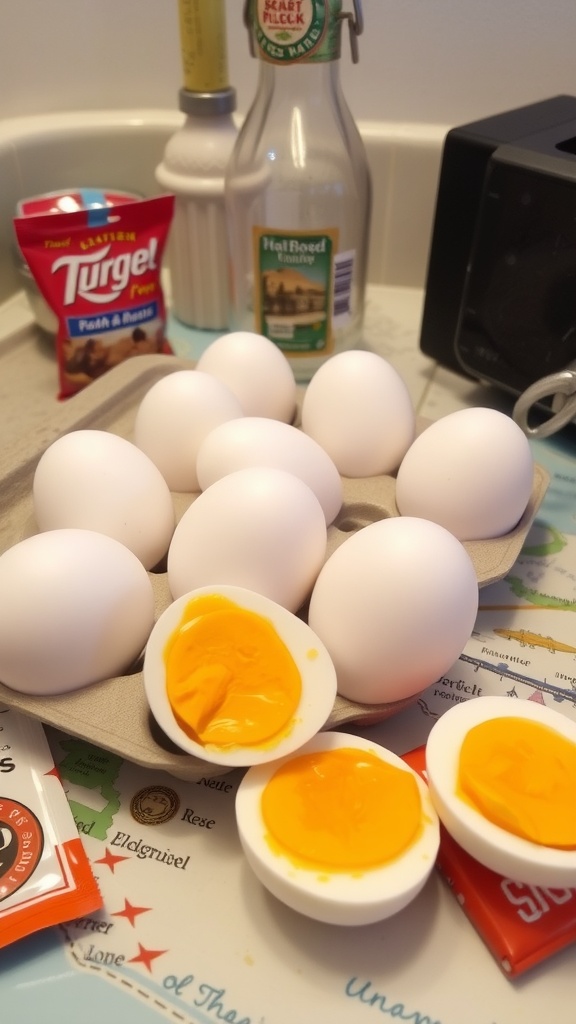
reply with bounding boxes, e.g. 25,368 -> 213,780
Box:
164,594 -> 302,749
458,716 -> 576,849
261,747 -> 422,872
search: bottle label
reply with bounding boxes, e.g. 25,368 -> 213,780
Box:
252,226 -> 345,355
252,1 -> 340,64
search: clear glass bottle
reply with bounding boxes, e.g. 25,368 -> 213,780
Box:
225,0 -> 371,381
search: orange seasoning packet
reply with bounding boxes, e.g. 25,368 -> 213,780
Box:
14,193 -> 174,398
0,706 -> 102,948
403,743 -> 576,977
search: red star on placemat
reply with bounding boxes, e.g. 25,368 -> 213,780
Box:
111,898 -> 151,927
93,848 -> 130,873
127,942 -> 168,973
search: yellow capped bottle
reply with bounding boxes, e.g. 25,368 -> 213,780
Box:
225,0 -> 371,381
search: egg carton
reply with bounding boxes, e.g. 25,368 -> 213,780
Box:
0,353 -> 550,782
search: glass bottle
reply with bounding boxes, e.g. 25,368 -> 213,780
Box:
225,0 -> 371,382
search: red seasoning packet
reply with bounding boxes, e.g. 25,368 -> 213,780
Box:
402,744 -> 576,977
14,193 -> 174,399
0,705 -> 102,948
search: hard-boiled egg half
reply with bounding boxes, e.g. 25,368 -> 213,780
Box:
143,585 -> 337,768
425,695 -> 576,887
235,731 -> 440,926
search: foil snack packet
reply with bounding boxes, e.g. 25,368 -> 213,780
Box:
0,705 -> 102,948
14,193 -> 175,398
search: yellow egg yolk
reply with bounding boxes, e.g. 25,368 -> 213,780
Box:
164,594 -> 302,750
261,747 -> 423,872
458,716 -> 576,849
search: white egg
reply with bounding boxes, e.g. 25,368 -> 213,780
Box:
0,529 -> 155,695
395,407 -> 534,540
425,696 -> 576,888
133,369 -> 244,492
307,516 -> 479,704
196,331 -> 297,423
33,429 -> 175,570
300,350 -> 416,477
196,416 -> 343,525
236,731 -> 440,926
167,467 -> 327,612
143,584 -> 337,768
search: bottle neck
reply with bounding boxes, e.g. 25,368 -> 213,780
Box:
254,57 -> 342,98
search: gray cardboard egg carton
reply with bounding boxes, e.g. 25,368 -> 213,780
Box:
0,353 -> 549,781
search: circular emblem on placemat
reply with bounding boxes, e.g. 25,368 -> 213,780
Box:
130,785 -> 180,826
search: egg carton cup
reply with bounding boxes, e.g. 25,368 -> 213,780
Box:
0,354 -> 550,782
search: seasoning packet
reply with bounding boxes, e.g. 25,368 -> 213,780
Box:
14,193 -> 175,399
403,744 -> 576,977
0,705 -> 102,948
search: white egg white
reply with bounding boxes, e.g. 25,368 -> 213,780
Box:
166,466 -> 327,612
300,350 -> 415,478
307,516 -> 479,705
195,416 -> 343,526
395,407 -> 534,540
195,331 -> 297,424
143,584 -> 337,768
425,695 -> 576,887
235,731 -> 440,926
0,529 -> 155,695
133,369 -> 244,492
33,428 -> 176,570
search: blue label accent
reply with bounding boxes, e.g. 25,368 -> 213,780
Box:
66,301 -> 159,338
80,188 -> 109,227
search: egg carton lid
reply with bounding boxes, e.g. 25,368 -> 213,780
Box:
0,353 -> 550,782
